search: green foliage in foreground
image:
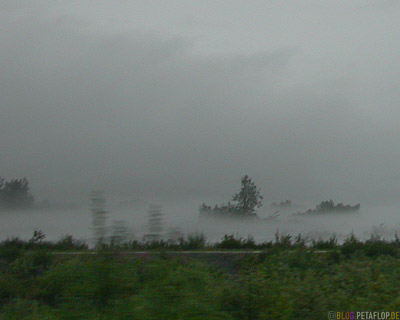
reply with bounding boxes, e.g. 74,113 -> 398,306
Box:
2,235 -> 400,319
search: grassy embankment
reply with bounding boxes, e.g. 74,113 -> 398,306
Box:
2,233 -> 400,319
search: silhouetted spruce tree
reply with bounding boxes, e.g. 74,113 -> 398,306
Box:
232,175 -> 263,217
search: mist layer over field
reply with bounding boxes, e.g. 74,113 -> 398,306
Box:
2,2 -> 400,250
2,200 -> 400,245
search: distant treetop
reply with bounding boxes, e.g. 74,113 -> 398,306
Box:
200,175 -> 263,218
0,177 -> 35,209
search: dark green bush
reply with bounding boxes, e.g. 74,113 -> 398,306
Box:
178,233 -> 207,250
363,239 -> 398,257
9,250 -> 53,279
0,246 -> 22,265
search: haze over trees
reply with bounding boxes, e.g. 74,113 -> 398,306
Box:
200,175 -> 263,218
232,175 -> 263,216
299,200 -> 361,215
271,200 -> 295,209
0,177 -> 34,210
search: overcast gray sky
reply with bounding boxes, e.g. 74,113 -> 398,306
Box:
1,1 -> 400,205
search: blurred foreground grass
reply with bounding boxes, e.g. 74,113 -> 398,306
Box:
2,234 -> 400,319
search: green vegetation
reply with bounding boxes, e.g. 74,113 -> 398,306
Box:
2,233 -> 400,319
200,175 -> 263,218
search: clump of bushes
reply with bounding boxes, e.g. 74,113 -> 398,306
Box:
0,232 -> 88,252
216,234 -> 258,250
300,200 -> 361,215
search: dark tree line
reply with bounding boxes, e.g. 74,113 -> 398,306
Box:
0,177 -> 35,209
299,200 -> 360,214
